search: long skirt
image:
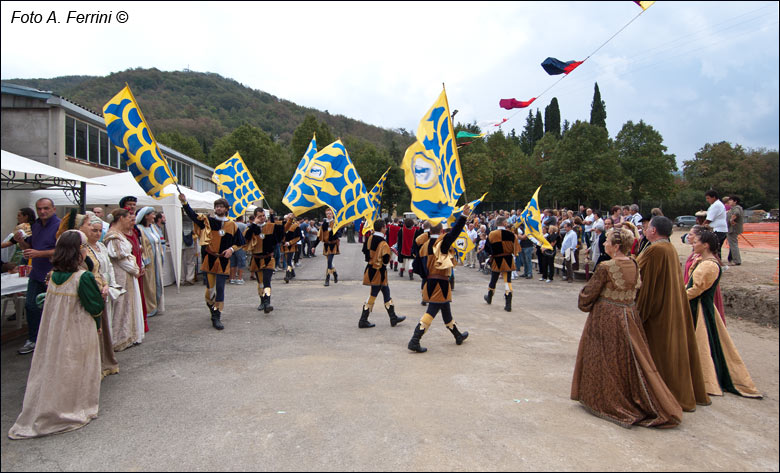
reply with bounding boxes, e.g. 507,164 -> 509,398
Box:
571,299 -> 683,428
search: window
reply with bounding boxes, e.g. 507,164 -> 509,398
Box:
75,121 -> 87,160
88,126 -> 99,163
65,117 -> 75,157
63,114 -> 197,187
99,132 -> 109,166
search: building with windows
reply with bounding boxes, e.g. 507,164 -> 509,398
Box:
1,82 -> 216,236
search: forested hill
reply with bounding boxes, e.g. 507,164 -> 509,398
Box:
9,67 -> 409,155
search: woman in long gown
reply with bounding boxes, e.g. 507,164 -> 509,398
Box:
80,214 -> 121,378
686,230 -> 762,398
683,225 -> 726,324
571,227 -> 682,428
104,209 -> 144,351
8,230 -> 104,439
136,207 -> 165,317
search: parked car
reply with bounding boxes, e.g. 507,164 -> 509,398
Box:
674,215 -> 697,227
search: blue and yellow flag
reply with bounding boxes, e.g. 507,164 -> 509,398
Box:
211,152 -> 265,219
453,228 -> 476,263
363,167 -> 390,235
519,186 -> 553,251
401,88 -> 465,224
447,192 -> 488,227
103,85 -> 177,199
283,134 -> 321,215
302,140 -> 372,232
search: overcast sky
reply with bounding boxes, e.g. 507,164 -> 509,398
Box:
2,1 -> 778,167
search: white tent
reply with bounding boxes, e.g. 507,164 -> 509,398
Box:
29,172 -> 219,291
2,149 -> 104,185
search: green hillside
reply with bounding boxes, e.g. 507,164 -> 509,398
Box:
9,67 -> 412,156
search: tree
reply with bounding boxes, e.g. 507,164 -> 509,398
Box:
290,114 -> 319,159
544,97 -> 561,138
562,119 -> 571,136
209,124 -> 291,210
543,121 -> 624,207
533,109 -> 545,144
157,130 -> 207,163
519,110 -> 536,155
683,142 -> 769,208
590,82 -> 607,129
614,120 -> 677,203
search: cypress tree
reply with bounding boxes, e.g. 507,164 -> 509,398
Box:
544,97 -> 561,138
519,110 -> 536,155
590,82 -> 607,129
533,109 -> 544,144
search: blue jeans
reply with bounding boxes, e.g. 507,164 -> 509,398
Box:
25,278 -> 47,342
514,254 -> 523,271
521,247 -> 534,278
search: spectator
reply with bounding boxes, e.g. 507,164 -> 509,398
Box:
181,213 -> 198,285
8,230 -> 104,439
230,215 -> 248,284
703,190 -> 728,261
105,209 -> 145,350
516,223 -> 534,279
726,196 -> 744,266
136,207 -> 165,316
540,225 -> 559,283
14,198 -> 60,355
610,206 -> 623,225
560,221 -> 578,283
1,207 -> 35,265
596,218 -> 614,267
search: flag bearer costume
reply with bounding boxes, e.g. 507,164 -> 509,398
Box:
282,216 -> 301,283
397,219 -> 419,279
484,217 -> 521,312
179,194 -> 245,330
245,210 -> 285,313
318,210 -> 343,287
359,220 -> 406,329
413,223 -> 431,306
407,204 -> 472,353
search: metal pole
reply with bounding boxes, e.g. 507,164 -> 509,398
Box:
79,181 -> 87,214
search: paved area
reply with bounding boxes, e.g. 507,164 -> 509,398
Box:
1,242 -> 778,471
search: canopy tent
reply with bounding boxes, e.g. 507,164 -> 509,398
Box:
1,149 -> 104,211
29,172 -> 220,291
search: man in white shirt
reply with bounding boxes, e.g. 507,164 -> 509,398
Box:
629,204 -> 644,235
704,189 -> 729,260
583,208 -> 594,248
465,222 -> 479,269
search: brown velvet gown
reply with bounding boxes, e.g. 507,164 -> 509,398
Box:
572,258 -> 683,428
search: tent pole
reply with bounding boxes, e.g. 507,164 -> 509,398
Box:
79,181 -> 87,213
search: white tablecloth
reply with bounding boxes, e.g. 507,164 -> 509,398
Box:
1,273 -> 29,296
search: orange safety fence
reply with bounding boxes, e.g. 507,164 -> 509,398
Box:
723,222 -> 779,250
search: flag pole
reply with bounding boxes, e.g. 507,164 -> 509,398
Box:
442,82 -> 468,204
124,83 -> 182,195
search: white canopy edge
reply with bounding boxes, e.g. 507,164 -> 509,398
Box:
1,149 -> 105,185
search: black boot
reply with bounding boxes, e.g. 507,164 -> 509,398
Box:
264,295 -> 274,313
211,310 -> 224,330
484,290 -> 494,305
358,306 -> 375,328
386,304 -> 406,327
504,292 -> 512,312
409,271 -> 414,281
324,273 -> 330,287
257,297 -> 266,311
399,268 -> 404,277
407,323 -> 427,353
447,324 -> 469,345
333,271 -> 338,284
421,300 -> 427,306
291,269 -> 296,278
284,269 -> 291,283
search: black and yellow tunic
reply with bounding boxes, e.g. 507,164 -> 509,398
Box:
184,203 -> 245,276
362,233 -> 391,286
245,217 -> 285,271
486,228 -> 520,272
282,218 -> 300,255
420,216 -> 467,303
318,220 -> 342,256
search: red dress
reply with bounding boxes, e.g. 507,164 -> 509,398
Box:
126,228 -> 149,333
